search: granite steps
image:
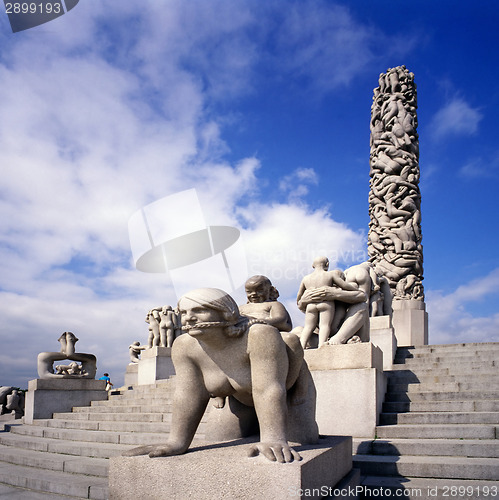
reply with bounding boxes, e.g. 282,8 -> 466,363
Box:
0,379 -> 208,499
354,342 -> 499,499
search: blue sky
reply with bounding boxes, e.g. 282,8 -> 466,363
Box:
1,1 -> 498,388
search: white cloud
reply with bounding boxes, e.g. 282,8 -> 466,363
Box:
272,2 -> 375,91
240,202 -> 366,296
279,167 -> 319,202
430,97 -> 483,139
458,153 -> 499,179
427,268 -> 499,345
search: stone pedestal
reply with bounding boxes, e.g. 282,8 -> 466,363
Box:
305,343 -> 386,438
392,300 -> 428,347
124,363 -> 138,387
369,315 -> 397,370
137,347 -> 175,385
24,378 -> 107,424
109,436 -> 356,500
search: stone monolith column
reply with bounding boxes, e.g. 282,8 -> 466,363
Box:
368,66 -> 428,346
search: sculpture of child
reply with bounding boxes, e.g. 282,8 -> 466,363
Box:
239,275 -> 292,332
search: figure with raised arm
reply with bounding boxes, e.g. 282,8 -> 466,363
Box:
128,341 -> 147,363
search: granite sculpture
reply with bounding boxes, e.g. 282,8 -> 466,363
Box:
146,305 -> 178,348
37,332 -> 97,379
5,389 -> 24,417
297,256 -> 360,348
55,362 -> 85,375
368,65 -> 424,301
159,305 -> 178,348
128,341 -> 147,363
124,287 -> 318,463
239,275 -> 293,332
296,259 -> 370,347
145,308 -> 161,348
0,386 -> 25,417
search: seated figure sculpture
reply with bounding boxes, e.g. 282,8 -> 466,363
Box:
124,287 -> 318,463
128,341 -> 147,363
297,256 -> 360,348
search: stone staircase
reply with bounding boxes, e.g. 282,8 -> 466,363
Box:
354,342 -> 499,499
2,343 -> 498,499
0,378 -> 207,499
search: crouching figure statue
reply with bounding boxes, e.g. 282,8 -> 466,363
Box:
123,287 -> 318,463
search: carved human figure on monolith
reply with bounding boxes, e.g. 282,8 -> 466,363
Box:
123,287 -> 318,463
239,275 -> 292,332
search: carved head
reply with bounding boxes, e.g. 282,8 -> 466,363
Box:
244,275 -> 273,303
312,256 -> 329,270
178,288 -> 248,338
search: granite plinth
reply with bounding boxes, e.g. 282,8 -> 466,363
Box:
392,300 -> 428,347
305,343 -> 386,438
24,378 -> 107,424
124,363 -> 138,387
370,315 -> 397,370
109,436 -> 354,500
304,342 -> 383,371
137,347 -> 175,385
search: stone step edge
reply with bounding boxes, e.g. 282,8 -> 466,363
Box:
0,443 -> 109,477
374,423 -> 499,438
353,437 -> 499,456
0,432 -> 129,456
353,454 -> 499,464
359,475 -> 499,496
6,423 -> 206,445
396,342 -> 499,350
0,460 -> 108,499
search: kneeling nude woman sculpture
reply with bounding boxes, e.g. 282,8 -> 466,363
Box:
124,287 -> 318,463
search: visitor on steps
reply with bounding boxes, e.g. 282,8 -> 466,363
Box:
98,373 -> 113,391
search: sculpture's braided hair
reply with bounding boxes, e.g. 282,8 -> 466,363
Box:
178,288 -> 268,338
182,317 -> 268,337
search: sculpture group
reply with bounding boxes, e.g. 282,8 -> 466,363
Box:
125,255 -> 395,462
37,332 -> 97,379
